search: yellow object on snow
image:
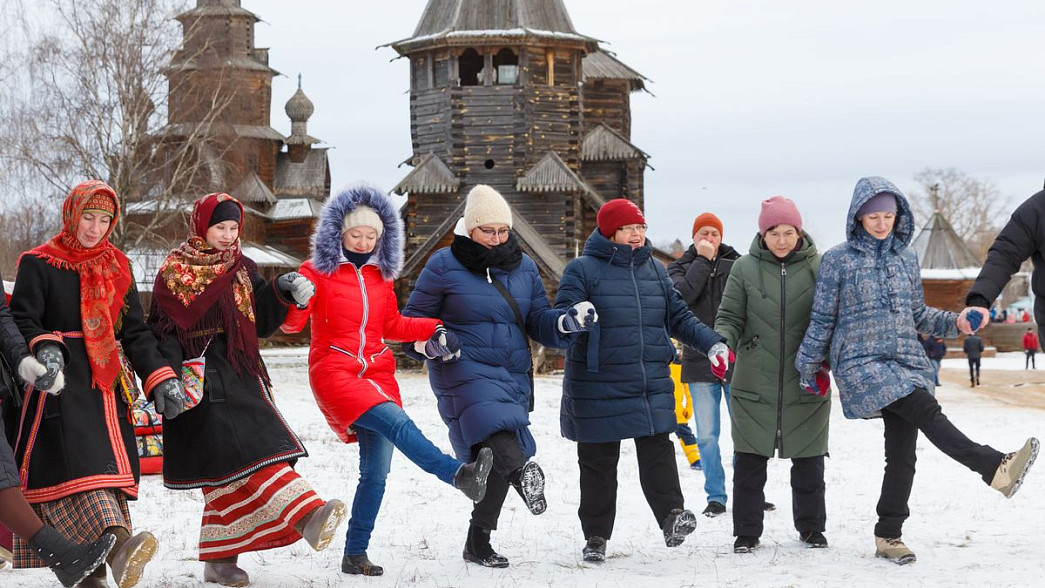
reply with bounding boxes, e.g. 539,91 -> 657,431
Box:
671,362 -> 700,465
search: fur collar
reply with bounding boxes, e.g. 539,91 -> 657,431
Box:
312,185 -> 403,279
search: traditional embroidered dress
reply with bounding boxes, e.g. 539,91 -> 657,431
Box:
149,193 -> 322,560
10,180 -> 176,567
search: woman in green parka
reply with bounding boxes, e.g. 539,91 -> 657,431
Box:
714,196 -> 830,554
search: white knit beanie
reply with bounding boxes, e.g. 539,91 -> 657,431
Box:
463,185 -> 513,232
342,205 -> 384,236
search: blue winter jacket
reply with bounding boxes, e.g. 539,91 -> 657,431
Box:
402,245 -> 568,461
555,230 -> 725,443
796,177 -> 958,419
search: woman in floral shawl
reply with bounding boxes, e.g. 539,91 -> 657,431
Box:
149,192 -> 345,587
11,180 -> 181,588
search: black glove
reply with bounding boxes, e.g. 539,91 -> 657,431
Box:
277,272 -> 315,309
153,377 -> 191,420
34,344 -> 65,393
424,326 -> 461,360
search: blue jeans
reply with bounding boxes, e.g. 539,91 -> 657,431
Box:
930,359 -> 941,385
688,381 -> 731,505
344,401 -> 463,555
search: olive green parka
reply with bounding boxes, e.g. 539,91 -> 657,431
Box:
714,232 -> 829,458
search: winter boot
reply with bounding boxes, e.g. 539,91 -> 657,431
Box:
875,535 -> 916,565
510,460 -> 547,515
702,501 -> 726,517
77,565 -> 110,587
763,501 -> 776,511
991,437 -> 1040,498
341,553 -> 384,576
690,459 -> 702,471
733,536 -> 759,554
454,447 -> 493,502
462,525 -> 509,568
296,499 -> 347,551
661,508 -> 697,547
203,556 -> 249,587
26,525 -> 116,588
800,530 -> 828,548
581,536 -> 606,562
108,530 -> 157,588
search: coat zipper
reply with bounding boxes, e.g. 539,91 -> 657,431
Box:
629,255 -> 654,436
355,265 -> 370,377
776,262 -> 787,455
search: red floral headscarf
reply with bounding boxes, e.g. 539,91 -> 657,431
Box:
151,193 -> 266,382
27,180 -> 130,393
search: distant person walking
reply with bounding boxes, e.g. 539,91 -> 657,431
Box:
963,334 -> 983,386
1024,328 -> 1039,369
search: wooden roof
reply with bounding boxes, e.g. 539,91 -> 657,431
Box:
391,153 -> 461,195
390,0 -> 597,54
911,211 -> 981,270
232,171 -> 277,206
175,1 -> 258,22
582,50 -> 648,92
274,148 -> 329,199
517,151 -> 589,193
581,123 -> 649,162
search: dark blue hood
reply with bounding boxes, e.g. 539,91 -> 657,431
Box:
581,229 -> 652,266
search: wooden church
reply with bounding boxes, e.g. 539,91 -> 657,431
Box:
128,0 -> 330,288
388,0 -> 650,300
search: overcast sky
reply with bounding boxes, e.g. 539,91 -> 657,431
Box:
248,0 -> 1045,250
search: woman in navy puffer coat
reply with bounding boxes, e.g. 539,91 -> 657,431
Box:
403,185 -> 586,568
555,199 -> 726,561
796,176 -> 1038,564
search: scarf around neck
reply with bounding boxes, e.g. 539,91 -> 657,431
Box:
450,233 -> 523,277
27,180 -> 130,394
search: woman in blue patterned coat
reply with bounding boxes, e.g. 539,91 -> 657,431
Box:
796,176 -> 1038,565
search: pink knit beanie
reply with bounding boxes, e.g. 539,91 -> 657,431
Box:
757,196 -> 803,235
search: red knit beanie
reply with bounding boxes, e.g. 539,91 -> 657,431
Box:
597,198 -> 646,237
691,212 -> 723,237
757,196 -> 802,235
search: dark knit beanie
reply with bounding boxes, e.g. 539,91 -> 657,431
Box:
209,200 -> 242,227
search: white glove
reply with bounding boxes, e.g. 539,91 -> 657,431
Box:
558,301 -> 598,333
17,355 -> 47,384
707,342 -> 734,380
278,272 -> 316,308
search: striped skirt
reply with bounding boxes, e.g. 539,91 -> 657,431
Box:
199,463 -> 323,560
13,488 -> 131,568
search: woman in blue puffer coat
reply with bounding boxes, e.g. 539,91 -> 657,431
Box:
403,185 -> 594,568
796,176 -> 1038,565
555,198 -> 729,563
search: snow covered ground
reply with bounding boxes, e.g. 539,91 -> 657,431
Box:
4,348 -> 1044,587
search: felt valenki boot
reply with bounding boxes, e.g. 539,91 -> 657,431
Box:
26,526 -> 116,588
203,555 -> 249,586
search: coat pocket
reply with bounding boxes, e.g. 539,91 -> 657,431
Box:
204,367 -> 225,403
731,388 -> 762,403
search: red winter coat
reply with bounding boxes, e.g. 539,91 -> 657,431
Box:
283,260 -> 440,443
1024,331 -> 1040,351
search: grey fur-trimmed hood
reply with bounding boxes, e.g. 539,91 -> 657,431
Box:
311,184 -> 403,279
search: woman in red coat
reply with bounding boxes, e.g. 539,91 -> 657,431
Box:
282,185 -> 492,577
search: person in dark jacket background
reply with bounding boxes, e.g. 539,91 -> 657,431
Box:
666,212 -> 740,518
404,185 -> 592,569
556,198 -> 731,563
715,196 -> 829,554
919,334 -> 946,386
963,334 -> 984,386
961,189 -> 1045,350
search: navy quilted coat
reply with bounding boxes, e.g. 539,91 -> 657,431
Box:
402,243 -> 567,461
796,177 -> 958,419
555,230 -> 724,443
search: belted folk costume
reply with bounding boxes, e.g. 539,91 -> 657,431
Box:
149,192 -> 345,586
10,180 -> 176,587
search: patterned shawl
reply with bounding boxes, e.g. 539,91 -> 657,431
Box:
150,193 -> 266,383
27,180 -> 130,394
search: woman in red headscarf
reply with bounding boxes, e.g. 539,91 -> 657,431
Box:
149,192 -> 345,587
10,180 -> 182,588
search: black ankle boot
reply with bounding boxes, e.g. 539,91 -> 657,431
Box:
509,461 -> 547,515
462,525 -> 509,568
455,447 -> 493,502
27,526 -> 116,588
342,553 -> 384,576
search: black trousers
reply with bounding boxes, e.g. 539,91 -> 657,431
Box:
874,388 -> 1005,538
577,433 -> 684,540
469,430 -> 527,531
1026,350 -> 1036,369
733,452 -> 826,538
968,358 -> 981,382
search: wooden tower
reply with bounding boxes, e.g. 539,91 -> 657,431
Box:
388,0 -> 649,300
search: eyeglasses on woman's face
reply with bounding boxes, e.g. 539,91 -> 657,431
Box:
615,224 -> 647,235
477,226 -> 511,237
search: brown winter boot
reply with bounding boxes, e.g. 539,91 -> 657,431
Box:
203,555 -> 249,587
294,499 -> 347,551
106,529 -> 157,588
76,564 -> 110,587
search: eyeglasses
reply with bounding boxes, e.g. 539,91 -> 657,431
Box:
616,224 -> 647,234
477,226 -> 511,237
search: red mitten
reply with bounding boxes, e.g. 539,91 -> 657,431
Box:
813,363 -> 831,397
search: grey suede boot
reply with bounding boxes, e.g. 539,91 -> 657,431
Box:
27,526 -> 116,588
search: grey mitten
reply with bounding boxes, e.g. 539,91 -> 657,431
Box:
277,272 -> 315,309
152,377 -> 191,420
33,345 -> 65,394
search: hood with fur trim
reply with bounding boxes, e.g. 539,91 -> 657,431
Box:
311,185 -> 403,279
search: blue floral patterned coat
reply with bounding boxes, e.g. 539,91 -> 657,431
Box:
795,177 -> 958,419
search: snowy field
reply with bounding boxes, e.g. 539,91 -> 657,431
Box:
4,348 -> 1044,587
